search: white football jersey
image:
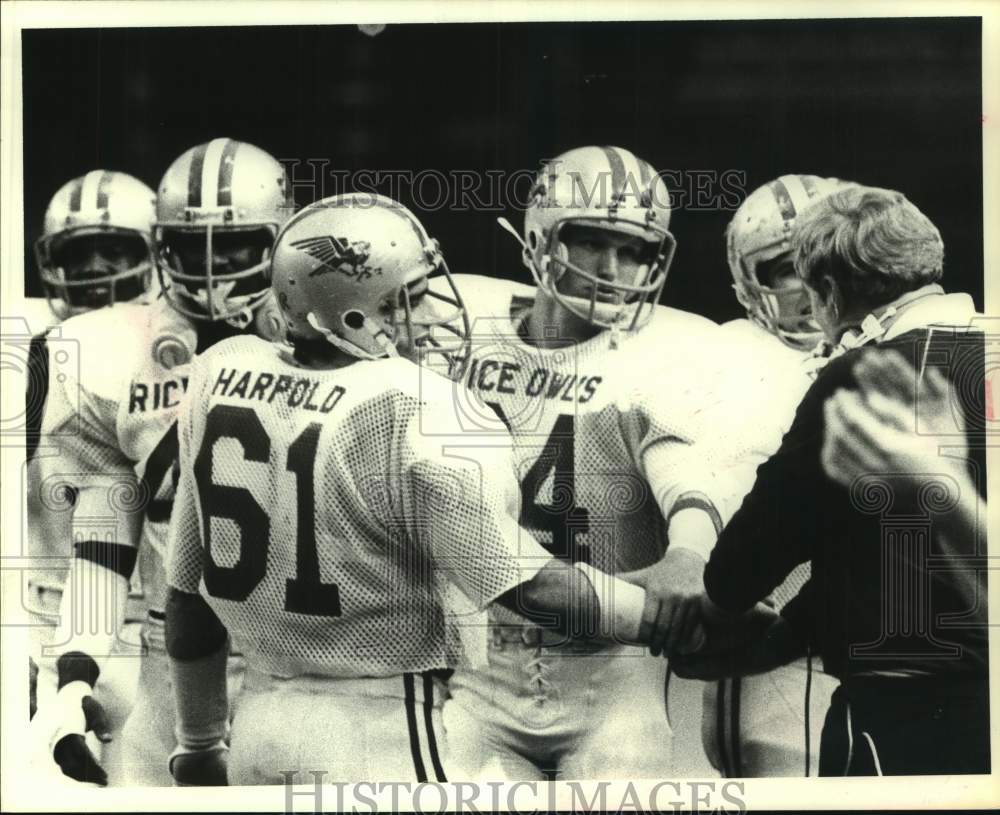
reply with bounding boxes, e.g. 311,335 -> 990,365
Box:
167,335 -> 550,678
711,318 -> 821,606
433,274 -> 734,586
20,297 -> 67,586
35,297 -> 200,617
711,319 -> 817,499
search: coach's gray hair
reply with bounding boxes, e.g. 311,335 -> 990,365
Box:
792,185 -> 944,310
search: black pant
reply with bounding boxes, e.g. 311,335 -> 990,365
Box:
819,676 -> 990,776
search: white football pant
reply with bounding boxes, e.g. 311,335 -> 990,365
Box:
228,669 -> 449,785
443,627 -> 673,780
702,657 -> 837,777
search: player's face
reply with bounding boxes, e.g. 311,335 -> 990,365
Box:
756,254 -> 798,291
555,225 -> 654,302
51,233 -> 148,307
388,275 -> 450,360
758,253 -> 813,315
166,229 -> 271,277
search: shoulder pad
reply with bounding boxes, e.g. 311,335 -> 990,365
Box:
14,298 -> 59,334
446,273 -> 535,324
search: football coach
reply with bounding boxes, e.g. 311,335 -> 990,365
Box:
687,184 -> 989,776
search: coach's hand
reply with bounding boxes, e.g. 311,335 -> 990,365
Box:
31,681 -> 111,786
619,547 -> 705,657
670,602 -> 798,680
169,742 -> 229,786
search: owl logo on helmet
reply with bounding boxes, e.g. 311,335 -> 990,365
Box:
154,138 -> 293,327
34,170 -> 159,320
503,145 -> 676,333
271,193 -> 470,364
727,174 -> 850,351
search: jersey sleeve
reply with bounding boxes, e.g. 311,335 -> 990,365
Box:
165,357 -> 208,595
402,387 -> 551,610
621,364 -> 729,554
34,329 -> 143,550
702,357 -> 854,614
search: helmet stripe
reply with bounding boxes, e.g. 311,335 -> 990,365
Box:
67,176 -> 84,212
798,174 -> 820,198
200,138 -> 230,210
216,139 -> 240,206
95,170 -> 114,210
186,141 -> 209,207
600,146 -> 627,201
780,175 -> 814,214
767,178 -> 797,222
79,170 -> 104,213
638,159 -> 654,188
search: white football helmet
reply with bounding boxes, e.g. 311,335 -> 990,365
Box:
154,138 -> 291,326
727,174 -> 846,350
271,193 -> 469,362
515,145 -> 676,331
34,170 -> 157,319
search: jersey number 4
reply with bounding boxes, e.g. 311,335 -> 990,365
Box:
487,404 -> 591,564
194,404 -> 342,616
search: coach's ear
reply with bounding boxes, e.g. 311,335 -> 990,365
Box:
813,273 -> 839,319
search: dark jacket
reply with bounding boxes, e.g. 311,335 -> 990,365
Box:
704,298 -> 987,682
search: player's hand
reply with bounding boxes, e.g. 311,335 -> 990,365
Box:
169,742 -> 229,786
31,681 -> 111,786
619,547 -> 705,658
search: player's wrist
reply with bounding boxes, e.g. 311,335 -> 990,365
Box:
46,680 -> 91,754
572,562 -> 646,643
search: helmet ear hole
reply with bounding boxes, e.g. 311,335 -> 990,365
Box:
343,310 -> 365,330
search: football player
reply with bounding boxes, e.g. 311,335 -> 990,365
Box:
34,170 -> 161,321
164,194 -> 657,785
436,146 -> 733,780
29,139 -> 290,787
25,170 -> 159,741
698,174 -> 847,777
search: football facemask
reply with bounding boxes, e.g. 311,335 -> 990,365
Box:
733,252 -> 821,350
35,170 -> 158,319
541,219 -> 673,330
154,138 -> 292,327
516,145 -> 677,333
38,230 -> 155,315
156,225 -> 275,328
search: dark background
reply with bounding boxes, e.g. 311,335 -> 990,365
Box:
22,18 -> 984,322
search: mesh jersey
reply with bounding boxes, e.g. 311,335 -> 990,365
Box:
35,298 -> 199,617
20,298 -> 70,594
167,335 -> 550,678
711,318 -> 821,608
433,275 -> 733,602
